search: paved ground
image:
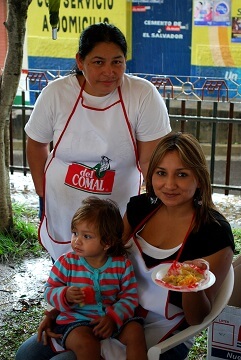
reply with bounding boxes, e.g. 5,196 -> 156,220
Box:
0,255 -> 51,325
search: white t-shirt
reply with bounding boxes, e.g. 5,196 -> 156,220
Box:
25,73 -> 171,145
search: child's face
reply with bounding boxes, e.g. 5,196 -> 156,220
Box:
71,221 -> 107,260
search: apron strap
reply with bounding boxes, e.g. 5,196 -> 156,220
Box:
53,85 -> 83,158
128,205 -> 161,246
118,87 -> 142,175
175,212 -> 195,261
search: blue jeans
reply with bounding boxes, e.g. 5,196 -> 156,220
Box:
15,334 -> 189,360
159,342 -> 189,359
15,334 -> 76,360
39,196 -> 44,220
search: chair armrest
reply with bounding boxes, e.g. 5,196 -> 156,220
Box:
147,321 -> 209,358
148,265 -> 234,360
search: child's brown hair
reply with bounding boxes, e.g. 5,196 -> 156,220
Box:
71,196 -> 128,256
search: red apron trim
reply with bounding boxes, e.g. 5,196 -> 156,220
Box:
118,87 -> 142,177
81,96 -> 121,111
136,304 -> 149,319
53,88 -> 83,158
165,291 -> 184,320
40,216 -> 71,245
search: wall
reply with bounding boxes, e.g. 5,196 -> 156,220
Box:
191,0 -> 241,81
27,0 -> 132,72
1,1 -> 240,104
127,0 -> 192,75
2,1 -> 241,79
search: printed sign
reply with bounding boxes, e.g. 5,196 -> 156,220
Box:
193,0 -> 231,26
65,163 -> 115,195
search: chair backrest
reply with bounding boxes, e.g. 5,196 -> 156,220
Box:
228,256 -> 241,307
147,265 -> 234,360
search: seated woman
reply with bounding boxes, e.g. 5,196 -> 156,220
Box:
15,132 -> 234,360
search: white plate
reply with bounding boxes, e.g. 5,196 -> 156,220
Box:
151,263 -> 216,292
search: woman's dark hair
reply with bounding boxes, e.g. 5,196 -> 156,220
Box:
146,132 -> 219,231
72,23 -> 127,74
71,196 -> 128,256
78,22 -> 127,59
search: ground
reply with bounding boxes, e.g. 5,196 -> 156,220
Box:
0,255 -> 52,325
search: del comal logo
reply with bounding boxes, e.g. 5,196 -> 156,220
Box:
65,156 -> 115,195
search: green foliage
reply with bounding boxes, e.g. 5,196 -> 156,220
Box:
188,330 -> 207,360
233,228 -> 241,257
0,202 -> 42,261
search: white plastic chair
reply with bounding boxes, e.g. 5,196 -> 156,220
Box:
228,255 -> 241,307
147,265 -> 234,360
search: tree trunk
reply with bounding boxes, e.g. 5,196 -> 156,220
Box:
0,0 -> 32,232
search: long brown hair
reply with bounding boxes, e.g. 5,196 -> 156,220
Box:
146,132 -> 219,231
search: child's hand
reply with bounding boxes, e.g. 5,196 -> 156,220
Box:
65,286 -> 83,304
91,315 -> 117,339
79,286 -> 95,306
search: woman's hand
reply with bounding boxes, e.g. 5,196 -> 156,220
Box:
182,247 -> 233,325
37,309 -> 61,345
183,258 -> 209,271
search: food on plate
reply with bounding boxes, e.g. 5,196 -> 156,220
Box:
162,265 -> 204,286
156,260 -> 209,289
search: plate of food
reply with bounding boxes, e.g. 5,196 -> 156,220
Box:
151,260 -> 216,292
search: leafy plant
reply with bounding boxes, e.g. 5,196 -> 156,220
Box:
188,330 -> 207,359
233,228 -> 241,257
0,202 -> 43,261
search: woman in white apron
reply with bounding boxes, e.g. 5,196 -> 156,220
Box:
16,23 -> 171,360
24,23 -> 171,262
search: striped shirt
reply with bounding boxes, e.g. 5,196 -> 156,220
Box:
44,252 -> 138,328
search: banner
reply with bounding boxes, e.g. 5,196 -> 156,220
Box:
191,0 -> 241,79
27,0 -> 132,71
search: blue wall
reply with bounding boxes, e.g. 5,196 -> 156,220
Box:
127,0 -> 192,75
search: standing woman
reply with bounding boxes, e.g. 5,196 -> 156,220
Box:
25,22 -> 171,261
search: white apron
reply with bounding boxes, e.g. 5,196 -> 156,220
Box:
128,238 -> 185,348
126,208 -> 196,349
39,82 -> 142,260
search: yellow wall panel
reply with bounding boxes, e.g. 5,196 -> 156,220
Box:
27,0 -> 132,59
191,0 -> 241,68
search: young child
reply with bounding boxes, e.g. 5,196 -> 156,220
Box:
44,196 -> 147,360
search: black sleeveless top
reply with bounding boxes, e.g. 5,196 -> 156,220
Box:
126,193 -> 235,308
